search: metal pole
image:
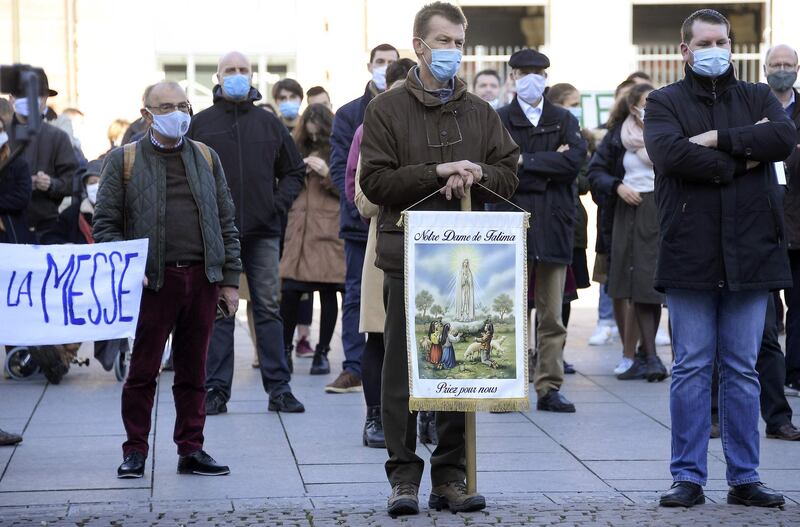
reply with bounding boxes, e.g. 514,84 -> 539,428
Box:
460,189 -> 476,494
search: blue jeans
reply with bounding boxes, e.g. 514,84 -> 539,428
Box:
341,240 -> 367,376
598,285 -> 614,322
666,287 -> 767,486
206,236 -> 291,399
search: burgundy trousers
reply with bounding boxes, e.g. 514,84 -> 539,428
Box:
122,264 -> 218,457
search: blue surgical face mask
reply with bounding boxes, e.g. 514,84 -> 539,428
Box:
14,98 -> 29,117
149,110 -> 192,139
222,73 -> 251,100
372,66 -> 388,91
279,100 -> 301,120
568,106 -> 583,121
690,46 -> 731,78
419,39 -> 462,83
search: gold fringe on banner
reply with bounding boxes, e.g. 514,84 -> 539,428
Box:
409,397 -> 530,413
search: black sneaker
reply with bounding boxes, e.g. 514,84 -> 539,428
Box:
617,351 -> 647,380
117,451 -> 146,479
727,482 -> 785,507
205,389 -> 227,416
268,391 -> 306,413
177,450 -> 230,476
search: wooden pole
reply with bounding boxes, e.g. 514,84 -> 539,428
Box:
460,189 -> 476,494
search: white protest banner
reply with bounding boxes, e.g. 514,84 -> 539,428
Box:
0,240 -> 148,346
404,211 -> 529,412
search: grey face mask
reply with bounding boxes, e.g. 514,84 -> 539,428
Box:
767,70 -> 798,92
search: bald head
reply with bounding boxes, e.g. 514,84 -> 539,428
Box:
766,44 -> 799,66
764,44 -> 799,95
218,51 -> 251,78
144,81 -> 187,108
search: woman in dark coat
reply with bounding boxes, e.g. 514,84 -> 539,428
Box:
0,117 -> 32,244
588,83 -> 667,382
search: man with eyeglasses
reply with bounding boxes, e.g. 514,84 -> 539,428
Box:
189,51 -> 306,416
490,49 -> 587,415
767,45 -> 800,399
360,2 -> 518,517
94,81 -> 242,479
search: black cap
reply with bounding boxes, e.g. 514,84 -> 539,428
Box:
508,49 -> 550,70
39,70 -> 57,97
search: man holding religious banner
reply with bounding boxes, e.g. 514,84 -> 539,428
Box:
94,81 -> 242,479
360,2 -> 519,516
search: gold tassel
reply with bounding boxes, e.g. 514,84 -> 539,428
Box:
408,397 -> 530,413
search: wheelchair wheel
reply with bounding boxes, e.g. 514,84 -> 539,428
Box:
4,347 -> 41,380
114,339 -> 132,382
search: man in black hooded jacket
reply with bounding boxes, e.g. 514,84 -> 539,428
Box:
188,51 -> 306,414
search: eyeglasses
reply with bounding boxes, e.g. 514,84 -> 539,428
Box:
424,110 -> 463,148
146,102 -> 192,114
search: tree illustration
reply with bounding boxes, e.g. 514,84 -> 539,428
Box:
416,290 -> 434,318
430,304 -> 444,318
493,293 -> 513,321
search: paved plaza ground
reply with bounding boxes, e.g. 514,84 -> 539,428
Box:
1,305 -> 799,526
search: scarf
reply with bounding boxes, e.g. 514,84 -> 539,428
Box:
620,114 -> 652,166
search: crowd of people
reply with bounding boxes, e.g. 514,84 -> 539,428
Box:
1,1 -> 800,516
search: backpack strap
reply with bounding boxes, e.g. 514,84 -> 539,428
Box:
189,139 -> 214,171
122,142 -> 137,185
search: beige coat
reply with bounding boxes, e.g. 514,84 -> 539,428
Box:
355,157 -> 386,333
279,165 -> 346,284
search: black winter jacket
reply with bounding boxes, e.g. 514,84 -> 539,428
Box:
586,125 -> 625,255
490,96 -> 587,264
0,155 -> 33,243
188,86 -> 305,239
644,65 -> 795,291
781,88 -> 800,249
9,119 -> 78,228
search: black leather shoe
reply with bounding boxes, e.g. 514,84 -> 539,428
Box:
177,450 -> 230,476
268,391 -> 306,413
727,482 -> 785,507
117,451 -> 146,479
659,482 -> 704,507
536,389 -> 576,413
0,429 -> 22,446
563,361 -> 576,374
766,422 -> 800,441
205,389 -> 227,416
310,345 -> 330,375
617,349 -> 648,380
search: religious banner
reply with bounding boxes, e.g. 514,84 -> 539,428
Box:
0,240 -> 148,346
404,210 -> 529,412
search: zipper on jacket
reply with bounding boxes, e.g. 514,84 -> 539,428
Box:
682,202 -> 687,213
711,78 -> 717,101
234,105 -> 244,234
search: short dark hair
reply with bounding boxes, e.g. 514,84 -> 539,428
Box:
386,58 -> 417,87
473,69 -> 501,89
681,9 -> 730,43
272,78 -> 304,102
370,43 -> 399,64
546,83 -> 579,106
306,85 -> 328,98
413,1 -> 467,39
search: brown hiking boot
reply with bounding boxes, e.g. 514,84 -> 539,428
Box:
325,371 -> 362,393
429,481 -> 486,512
387,482 -> 419,517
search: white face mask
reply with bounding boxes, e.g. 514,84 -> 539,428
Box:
515,73 -> 546,104
149,110 -> 192,139
86,182 -> 99,204
372,66 -> 388,91
489,98 -> 501,109
0,132 -> 8,148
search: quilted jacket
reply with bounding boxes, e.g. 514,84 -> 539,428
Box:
93,137 -> 241,291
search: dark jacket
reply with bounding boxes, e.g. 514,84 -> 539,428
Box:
9,119 -> 78,228
93,137 -> 242,291
490,96 -> 587,264
587,125 -> 625,254
187,86 -> 305,239
0,155 -> 33,243
782,88 -> 800,249
644,64 -> 795,291
360,69 -> 520,276
330,82 -> 379,242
